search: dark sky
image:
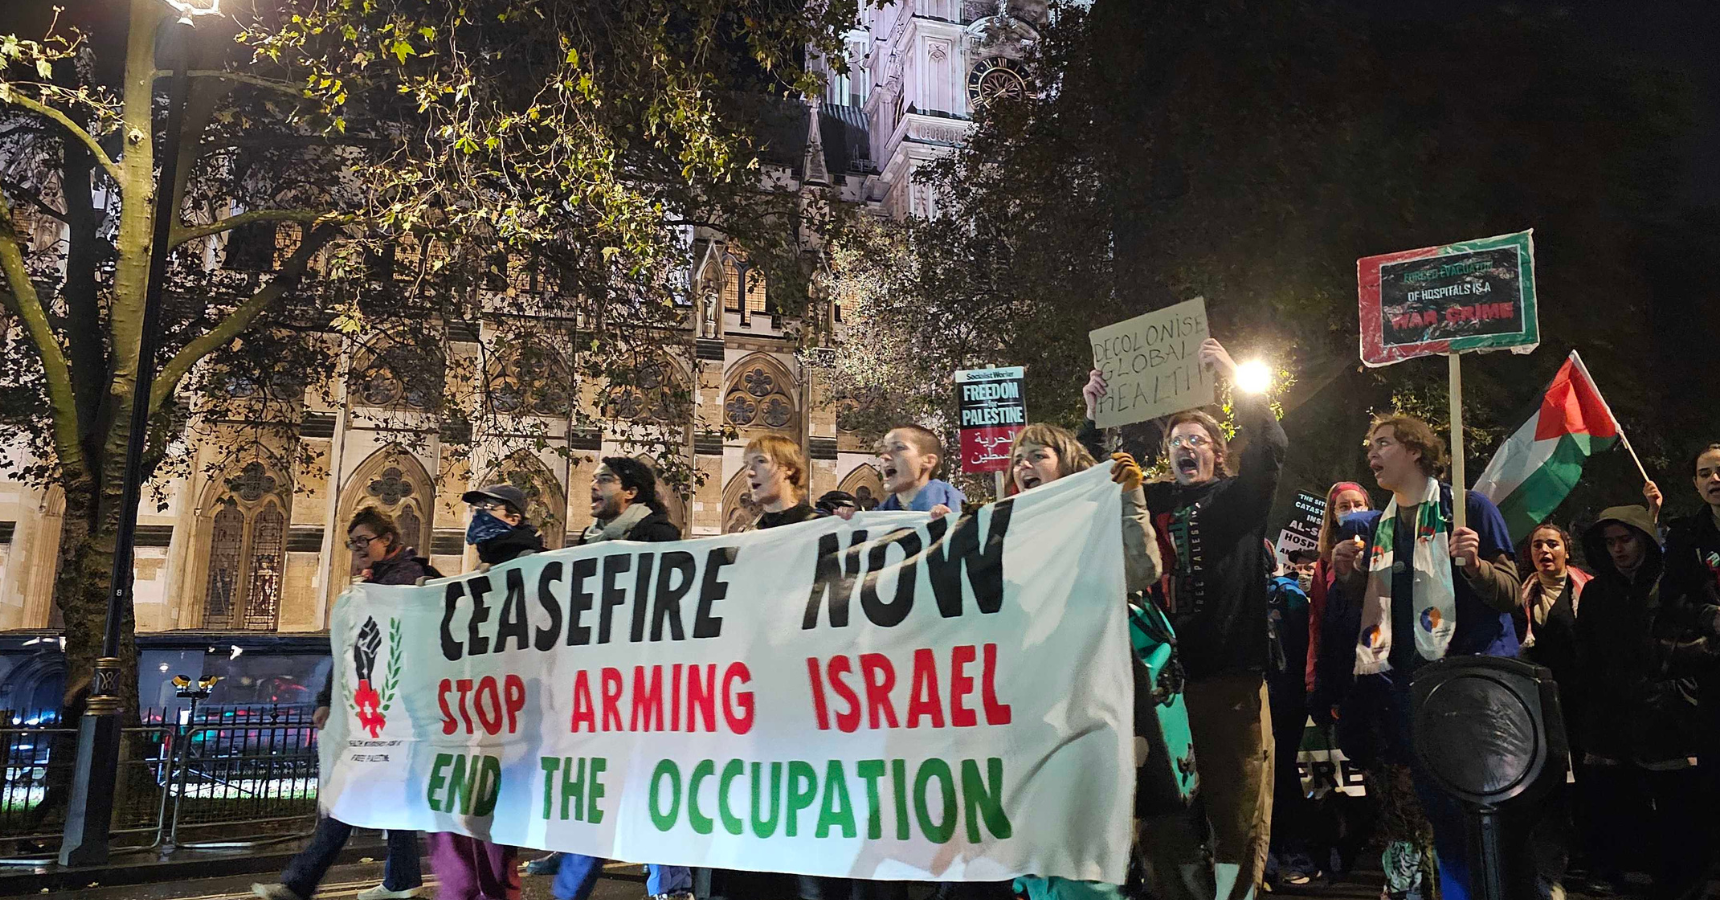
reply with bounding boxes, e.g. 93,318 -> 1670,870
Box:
1344,0 -> 1720,205
5,0 -> 1718,204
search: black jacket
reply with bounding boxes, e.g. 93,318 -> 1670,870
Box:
477,523 -> 547,564
318,547 -> 433,708
1575,505 -> 1696,764
1082,393 -> 1287,679
576,507 -> 682,545
1663,510 -> 1720,640
756,502 -> 823,530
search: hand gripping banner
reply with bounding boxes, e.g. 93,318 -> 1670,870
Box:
321,467 -> 1133,883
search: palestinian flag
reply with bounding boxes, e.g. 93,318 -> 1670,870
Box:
1473,350 -> 1621,541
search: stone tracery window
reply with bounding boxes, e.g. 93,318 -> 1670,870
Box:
201,461 -> 292,631
352,343 -> 441,411
485,341 -> 573,416
724,360 -> 798,430
607,359 -> 687,425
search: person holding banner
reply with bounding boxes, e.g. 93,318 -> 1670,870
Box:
551,459 -> 695,900
1007,423 -> 1191,900
877,426 -> 965,516
427,484 -> 549,900
253,509 -> 430,900
732,435 -> 918,900
1080,337 -> 1287,900
1328,415 -> 1521,900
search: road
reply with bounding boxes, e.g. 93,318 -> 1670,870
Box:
47,860 -> 1697,900
55,859 -> 1398,900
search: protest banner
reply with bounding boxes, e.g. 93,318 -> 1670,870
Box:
1357,230 -> 1540,531
320,467 -> 1134,883
1087,297 -> 1213,429
1275,490 -> 1327,564
955,366 -> 1026,476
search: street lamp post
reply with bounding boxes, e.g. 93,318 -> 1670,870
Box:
58,0 -> 220,867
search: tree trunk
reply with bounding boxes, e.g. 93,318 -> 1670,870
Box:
49,436 -> 151,829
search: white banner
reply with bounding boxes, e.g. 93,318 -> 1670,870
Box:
321,467 -> 1133,883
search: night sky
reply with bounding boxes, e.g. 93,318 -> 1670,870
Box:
3,0 -> 1717,205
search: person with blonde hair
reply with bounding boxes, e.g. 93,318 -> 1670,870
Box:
743,434 -> 822,528
1008,424 -> 1200,900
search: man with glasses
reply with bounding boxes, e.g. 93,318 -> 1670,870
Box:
1079,338 -> 1288,900
549,458 -> 691,900
254,509 -> 433,900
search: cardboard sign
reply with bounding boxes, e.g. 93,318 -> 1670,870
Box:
1088,297 -> 1214,428
1358,230 -> 1539,366
956,366 -> 1026,473
1275,490 -> 1327,564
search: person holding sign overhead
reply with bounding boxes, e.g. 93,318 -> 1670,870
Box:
1079,337 -> 1288,900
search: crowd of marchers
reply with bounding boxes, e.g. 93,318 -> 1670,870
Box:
250,337 -> 1719,900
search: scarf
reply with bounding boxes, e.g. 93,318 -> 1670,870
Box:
582,501 -> 651,545
465,509 -> 514,545
1356,476 -> 1455,674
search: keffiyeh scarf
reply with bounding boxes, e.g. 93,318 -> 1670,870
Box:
1356,476 -> 1455,674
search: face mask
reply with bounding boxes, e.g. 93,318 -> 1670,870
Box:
466,509 -> 514,545
1297,574 -> 1312,593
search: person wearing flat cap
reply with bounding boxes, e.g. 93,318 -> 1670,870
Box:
459,482 -> 548,565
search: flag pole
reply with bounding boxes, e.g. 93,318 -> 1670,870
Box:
1449,353 -> 1468,541
1618,431 -> 1652,484
1568,350 -> 1652,484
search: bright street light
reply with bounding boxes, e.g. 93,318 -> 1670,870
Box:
1234,359 -> 1273,395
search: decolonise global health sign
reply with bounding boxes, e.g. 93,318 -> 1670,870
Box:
320,467 -> 1135,883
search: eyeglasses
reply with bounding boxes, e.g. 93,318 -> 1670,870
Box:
346,534 -> 381,550
472,500 -> 512,514
1168,435 -> 1211,450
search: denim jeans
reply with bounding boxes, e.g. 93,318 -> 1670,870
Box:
281,815 -> 421,897
553,854 -> 690,900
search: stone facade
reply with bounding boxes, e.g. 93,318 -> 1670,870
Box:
0,1 -> 1043,666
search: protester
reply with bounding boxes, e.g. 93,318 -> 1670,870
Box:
1007,423 -> 1173,900
1514,522 -> 1591,899
1515,524 -> 1590,734
1080,337 -> 1287,900
549,461 -> 693,900
745,435 -> 822,528
1263,545 -> 1318,888
1576,504 -> 1706,899
877,425 -> 965,515
1662,442 -> 1720,834
1304,483 -> 1372,698
1325,415 -> 1521,900
427,485 -> 547,900
254,509 -> 429,900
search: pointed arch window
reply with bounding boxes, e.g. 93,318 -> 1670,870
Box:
721,250 -> 768,315
201,462 -> 291,631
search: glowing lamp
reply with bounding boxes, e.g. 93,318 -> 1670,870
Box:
1234,359 -> 1273,395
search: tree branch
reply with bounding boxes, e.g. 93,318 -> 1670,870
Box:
0,90 -> 123,184
150,224 -> 336,410
0,191 -> 86,474
169,208 -> 355,249
0,178 -> 68,223
162,70 -> 311,99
